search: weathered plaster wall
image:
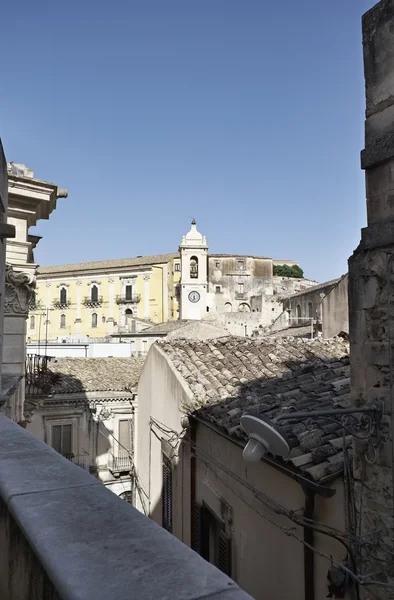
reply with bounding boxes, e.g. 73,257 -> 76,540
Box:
322,275 -> 349,338
194,423 -> 349,600
136,344 -> 193,541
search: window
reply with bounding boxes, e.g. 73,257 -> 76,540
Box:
119,419 -> 133,455
91,312 -> 98,328
174,262 -> 181,272
125,285 -> 132,301
192,503 -> 231,576
60,287 -> 67,305
296,304 -> 302,323
29,315 -> 35,330
162,455 -> 172,532
190,256 -> 198,279
91,285 -> 98,303
215,261 -> 220,268
237,260 -> 245,271
308,301 -> 313,319
60,313 -> 66,328
102,315 -> 106,324
215,286 -> 221,293
51,423 -> 72,457
119,490 -> 134,504
237,282 -> 244,294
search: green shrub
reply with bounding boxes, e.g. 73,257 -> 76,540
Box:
273,264 -> 304,278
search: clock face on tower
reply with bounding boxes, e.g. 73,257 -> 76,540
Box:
188,291 -> 200,303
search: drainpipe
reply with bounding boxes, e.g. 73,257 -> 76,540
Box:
303,488 -> 315,600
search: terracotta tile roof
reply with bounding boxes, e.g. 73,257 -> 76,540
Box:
144,320 -> 229,339
158,337 -> 351,482
288,277 -> 344,299
47,357 -> 145,394
36,253 -> 179,276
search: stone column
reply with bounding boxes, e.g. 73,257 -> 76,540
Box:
107,277 -> 115,334
75,280 -> 82,334
45,282 -> 51,343
3,265 -> 35,423
143,275 -> 150,320
349,3 -> 394,597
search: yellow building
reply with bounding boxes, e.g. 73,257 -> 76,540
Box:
28,254 -> 181,343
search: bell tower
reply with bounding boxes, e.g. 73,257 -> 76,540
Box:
179,220 -> 208,320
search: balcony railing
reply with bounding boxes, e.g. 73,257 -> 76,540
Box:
25,354 -> 52,397
109,451 -> 133,472
65,453 -> 97,475
52,299 -> 70,309
116,294 -> 140,304
0,417 -> 250,600
83,296 -> 103,307
235,292 -> 247,300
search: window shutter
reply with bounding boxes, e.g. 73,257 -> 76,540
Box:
162,456 -> 172,532
191,501 -> 202,555
218,530 -> 232,576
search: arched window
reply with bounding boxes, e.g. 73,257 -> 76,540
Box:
224,302 -> 232,313
102,315 -> 106,324
296,304 -> 301,323
60,314 -> 66,328
190,256 -> 198,279
29,315 -> 35,330
91,313 -> 98,328
308,302 -> 313,319
60,287 -> 67,305
91,285 -> 98,303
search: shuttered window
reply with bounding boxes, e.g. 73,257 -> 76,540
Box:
193,502 -> 232,577
52,424 -> 72,456
119,419 -> 133,454
162,455 -> 172,532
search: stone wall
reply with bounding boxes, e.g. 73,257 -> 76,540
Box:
349,2 -> 394,598
0,413 -> 251,600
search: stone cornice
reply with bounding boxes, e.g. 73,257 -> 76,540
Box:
4,264 -> 36,316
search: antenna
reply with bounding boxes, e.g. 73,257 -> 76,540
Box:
240,414 -> 290,463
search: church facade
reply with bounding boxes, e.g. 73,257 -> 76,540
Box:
28,222 -> 315,343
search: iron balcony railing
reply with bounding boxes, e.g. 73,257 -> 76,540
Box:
25,354 -> 52,397
115,294 -> 140,304
83,296 -> 103,307
52,299 -> 70,309
65,453 -> 97,475
108,451 -> 133,472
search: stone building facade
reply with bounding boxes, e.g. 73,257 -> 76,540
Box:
30,221 -> 315,342
348,2 -> 394,597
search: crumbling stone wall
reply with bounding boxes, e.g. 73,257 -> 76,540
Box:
349,2 -> 394,598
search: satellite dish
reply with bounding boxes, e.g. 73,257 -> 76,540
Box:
240,414 -> 290,463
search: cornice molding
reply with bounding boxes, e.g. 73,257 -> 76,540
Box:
4,264 -> 36,316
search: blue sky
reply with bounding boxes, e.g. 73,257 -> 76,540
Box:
1,0 -> 374,282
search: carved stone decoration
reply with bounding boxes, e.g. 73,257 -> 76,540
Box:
4,264 -> 36,316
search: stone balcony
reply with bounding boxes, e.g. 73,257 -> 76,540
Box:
0,415 -> 252,600
116,294 -> 141,304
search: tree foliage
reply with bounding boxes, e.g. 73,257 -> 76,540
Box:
273,264 -> 304,278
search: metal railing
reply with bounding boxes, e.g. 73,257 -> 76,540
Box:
65,453 -> 96,474
83,296 -> 103,307
115,294 -> 140,304
109,451 -> 133,472
25,354 -> 52,396
52,299 -> 70,309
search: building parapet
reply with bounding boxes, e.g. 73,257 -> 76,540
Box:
0,414 -> 251,600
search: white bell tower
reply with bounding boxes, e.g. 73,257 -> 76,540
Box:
179,220 -> 208,320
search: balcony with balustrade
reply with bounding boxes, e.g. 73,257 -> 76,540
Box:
0,415 -> 250,600
116,293 -> 140,304
25,354 -> 53,397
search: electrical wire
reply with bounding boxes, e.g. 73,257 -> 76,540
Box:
150,418 -> 394,592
